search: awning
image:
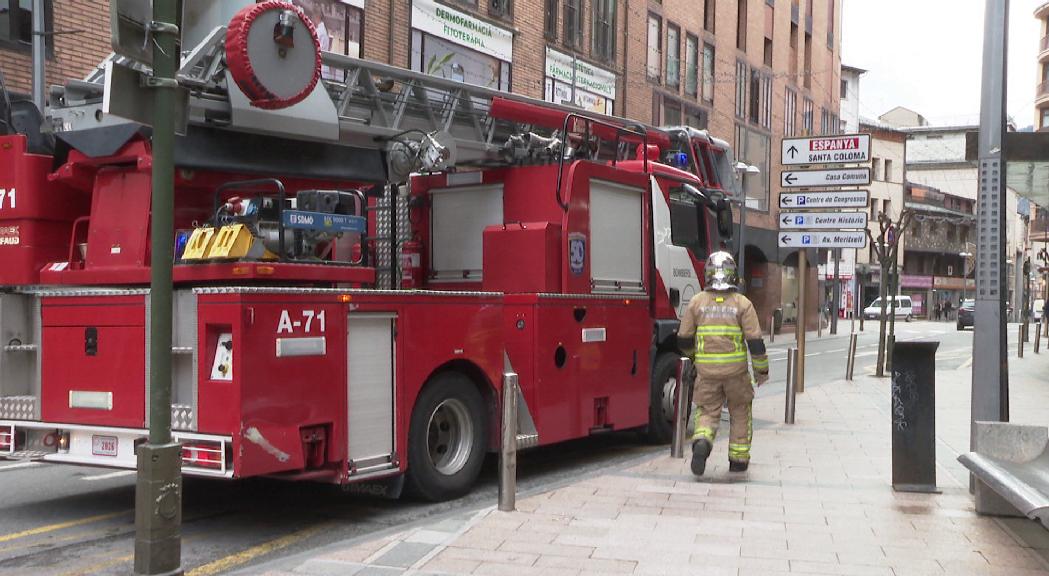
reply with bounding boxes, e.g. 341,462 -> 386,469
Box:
965,131 -> 1049,208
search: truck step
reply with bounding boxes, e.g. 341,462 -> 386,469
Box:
7,450 -> 50,461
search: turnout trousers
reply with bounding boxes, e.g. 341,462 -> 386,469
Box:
690,372 -> 754,463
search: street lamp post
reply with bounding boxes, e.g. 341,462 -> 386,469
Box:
733,162 -> 760,287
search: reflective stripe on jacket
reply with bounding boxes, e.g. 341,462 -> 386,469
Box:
678,290 -> 765,379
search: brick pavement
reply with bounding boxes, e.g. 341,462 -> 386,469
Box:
256,340 -> 1049,576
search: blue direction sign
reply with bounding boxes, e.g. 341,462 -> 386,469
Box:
779,211 -> 868,230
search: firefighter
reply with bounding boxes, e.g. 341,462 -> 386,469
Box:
677,251 -> 769,475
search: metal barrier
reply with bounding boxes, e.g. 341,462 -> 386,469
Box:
498,372 -> 518,512
671,357 -> 694,458
845,334 -> 858,381
785,348 -> 797,424
1019,324 -> 1025,359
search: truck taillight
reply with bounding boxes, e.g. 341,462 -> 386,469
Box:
0,425 -> 13,453
181,441 -> 224,470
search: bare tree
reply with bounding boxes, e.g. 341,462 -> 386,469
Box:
865,209 -> 914,377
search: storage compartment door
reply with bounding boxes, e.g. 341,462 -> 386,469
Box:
347,313 -> 396,476
589,180 -> 644,294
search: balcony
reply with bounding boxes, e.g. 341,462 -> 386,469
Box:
1041,35 -> 1049,60
1036,1 -> 1049,20
1038,80 -> 1049,104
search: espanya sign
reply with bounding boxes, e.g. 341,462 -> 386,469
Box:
781,134 -> 872,165
545,48 -> 617,100
411,0 -> 514,61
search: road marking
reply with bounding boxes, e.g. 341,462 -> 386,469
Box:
80,470 -> 136,482
0,510 -> 129,544
185,523 -> 331,576
825,348 -> 846,353
58,553 -> 134,576
0,461 -> 40,472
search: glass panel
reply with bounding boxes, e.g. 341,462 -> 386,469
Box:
685,35 -> 698,96
666,25 -> 680,88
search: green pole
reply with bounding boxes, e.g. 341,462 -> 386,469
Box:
134,0 -> 183,573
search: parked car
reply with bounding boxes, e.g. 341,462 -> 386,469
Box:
863,296 -> 914,321
1035,299 -> 1045,322
957,299 -> 976,330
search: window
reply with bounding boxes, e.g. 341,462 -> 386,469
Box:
702,43 -> 715,102
737,0 -> 748,51
1042,108 -> 1049,130
734,124 -> 771,211
760,74 -> 772,128
647,14 -> 662,81
840,79 -> 848,98
735,60 -> 748,118
685,108 -> 708,129
412,31 -> 511,91
666,24 -> 681,88
299,0 -> 365,79
764,38 -> 773,67
592,0 -> 616,62
545,0 -> 558,38
669,191 -> 710,258
749,68 -> 760,123
0,0 -> 52,49
663,97 -> 682,126
785,88 -> 797,136
827,0 -> 835,47
802,97 -> 814,134
872,158 -> 881,181
789,22 -> 799,81
884,159 -> 893,182
490,0 -> 512,19
564,0 -> 583,48
704,0 -> 716,32
819,108 -> 828,134
803,33 -> 812,88
685,34 -> 699,97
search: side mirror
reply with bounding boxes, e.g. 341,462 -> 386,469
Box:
716,199 -> 734,240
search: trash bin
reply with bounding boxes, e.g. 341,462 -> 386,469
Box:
773,308 -> 783,334
891,341 -> 940,493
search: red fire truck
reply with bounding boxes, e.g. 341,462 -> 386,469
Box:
0,1 -> 739,500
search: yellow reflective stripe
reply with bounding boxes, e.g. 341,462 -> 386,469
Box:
695,326 -> 743,333
752,358 -> 769,369
692,427 -> 716,442
694,352 -> 748,364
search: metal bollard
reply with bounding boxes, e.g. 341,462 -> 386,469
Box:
671,357 -> 693,458
785,348 -> 797,424
498,372 -> 518,512
1019,324 -> 1025,359
1035,326 -> 1041,354
769,314 -> 775,343
860,314 -> 865,332
845,334 -> 858,381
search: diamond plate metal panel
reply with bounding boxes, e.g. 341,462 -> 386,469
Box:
0,396 -> 37,420
172,404 -> 194,431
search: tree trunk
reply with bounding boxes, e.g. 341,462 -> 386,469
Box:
876,259 -> 889,377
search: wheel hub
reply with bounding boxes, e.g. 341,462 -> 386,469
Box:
426,398 -> 474,476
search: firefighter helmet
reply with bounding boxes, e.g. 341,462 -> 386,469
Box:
704,251 -> 738,291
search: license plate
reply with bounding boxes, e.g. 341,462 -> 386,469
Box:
91,435 -> 118,457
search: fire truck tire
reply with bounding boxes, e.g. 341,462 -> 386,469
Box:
405,372 -> 488,501
645,352 -> 679,444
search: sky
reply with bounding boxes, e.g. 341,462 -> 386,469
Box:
842,0 -> 1042,128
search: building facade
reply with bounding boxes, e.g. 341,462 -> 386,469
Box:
0,0 -> 111,98
362,0 -> 842,329
1036,2 -> 1049,130
854,119 -> 905,312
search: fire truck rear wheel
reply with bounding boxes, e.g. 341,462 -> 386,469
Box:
645,352 -> 680,444
406,372 -> 487,501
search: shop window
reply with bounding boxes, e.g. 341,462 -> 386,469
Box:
412,31 -> 511,91
293,0 -> 363,80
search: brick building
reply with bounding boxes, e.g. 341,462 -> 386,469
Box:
0,0 -> 111,98
361,0 -> 842,329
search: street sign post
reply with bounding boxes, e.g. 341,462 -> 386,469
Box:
781,168 -> 871,188
781,134 -> 872,165
778,231 -> 868,249
779,211 -> 868,230
778,190 -> 869,210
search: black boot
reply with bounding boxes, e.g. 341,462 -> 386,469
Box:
729,459 -> 749,472
690,439 -> 712,476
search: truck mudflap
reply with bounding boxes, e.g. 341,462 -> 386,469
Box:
0,420 -> 233,478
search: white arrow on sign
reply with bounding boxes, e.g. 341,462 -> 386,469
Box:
778,231 -> 868,249
781,133 -> 872,165
778,190 -> 870,209
781,168 -> 871,188
779,211 -> 869,230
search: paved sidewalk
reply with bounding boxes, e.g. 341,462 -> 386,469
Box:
256,342 -> 1049,576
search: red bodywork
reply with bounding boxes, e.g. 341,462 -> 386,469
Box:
0,119 -> 719,484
